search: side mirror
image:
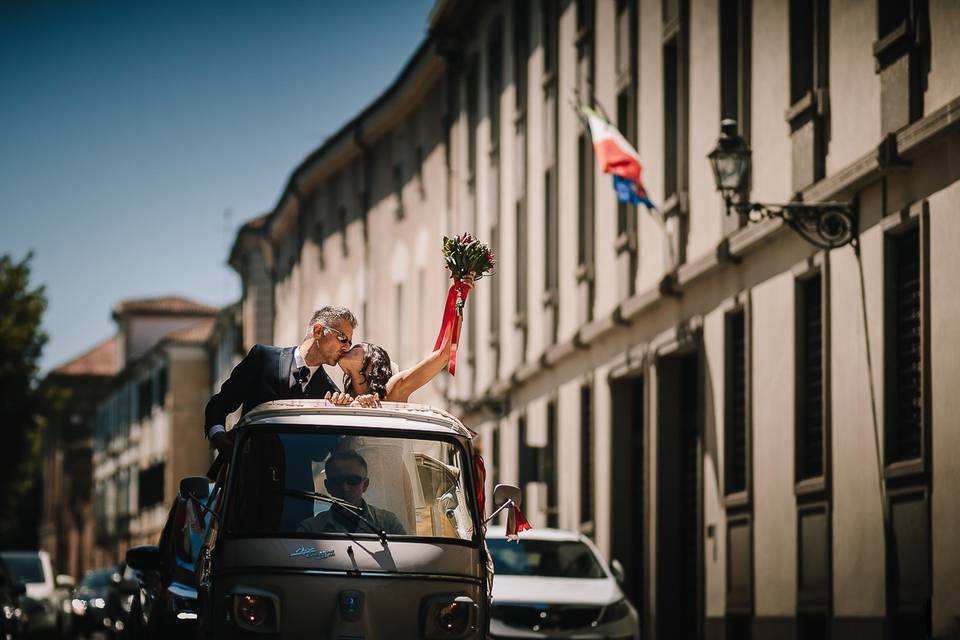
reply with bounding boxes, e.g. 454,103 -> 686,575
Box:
610,559 -> 625,583
492,484 -> 521,510
55,574 -> 75,589
126,545 -> 162,573
180,476 -> 210,501
117,578 -> 140,596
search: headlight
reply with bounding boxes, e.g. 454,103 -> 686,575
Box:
228,590 -> 280,634
90,598 -> 106,609
597,598 -> 632,624
422,594 -> 476,639
71,599 -> 88,616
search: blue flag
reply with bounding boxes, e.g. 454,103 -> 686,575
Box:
612,175 -> 655,210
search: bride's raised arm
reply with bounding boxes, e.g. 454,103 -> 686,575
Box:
383,274 -> 474,403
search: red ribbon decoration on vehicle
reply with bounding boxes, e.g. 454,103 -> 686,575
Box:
473,452 -> 487,530
506,503 -> 533,541
433,278 -> 472,375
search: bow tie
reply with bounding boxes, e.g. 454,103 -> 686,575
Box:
293,365 -> 311,386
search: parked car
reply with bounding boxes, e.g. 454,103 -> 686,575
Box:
122,481 -> 216,639
0,558 -> 25,640
486,528 -> 640,639
0,551 -> 72,639
70,567 -> 129,639
126,400 -> 515,639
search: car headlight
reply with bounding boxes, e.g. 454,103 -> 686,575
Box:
90,598 -> 106,609
70,599 -> 88,616
421,594 -> 476,639
227,589 -> 280,634
597,598 -> 632,624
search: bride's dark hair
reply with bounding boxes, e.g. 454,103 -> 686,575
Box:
343,342 -> 393,399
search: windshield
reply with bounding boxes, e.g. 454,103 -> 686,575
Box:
228,429 -> 476,542
487,539 -> 606,579
80,569 -> 116,589
1,555 -> 44,584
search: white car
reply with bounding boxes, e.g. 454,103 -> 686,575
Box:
486,528 -> 639,639
0,550 -> 72,638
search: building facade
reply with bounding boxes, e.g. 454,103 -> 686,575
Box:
91,297 -> 218,566
39,337 -> 117,579
231,1 -> 960,638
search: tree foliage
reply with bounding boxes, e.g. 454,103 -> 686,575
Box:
0,253 -> 49,547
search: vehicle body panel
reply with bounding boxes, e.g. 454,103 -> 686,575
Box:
197,401 -> 492,639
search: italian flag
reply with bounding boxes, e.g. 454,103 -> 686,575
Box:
581,105 -> 654,209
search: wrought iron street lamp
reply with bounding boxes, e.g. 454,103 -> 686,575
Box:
707,119 -> 856,249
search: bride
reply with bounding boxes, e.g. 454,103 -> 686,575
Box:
332,274 -> 474,405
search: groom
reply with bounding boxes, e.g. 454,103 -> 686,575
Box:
204,305 -> 357,456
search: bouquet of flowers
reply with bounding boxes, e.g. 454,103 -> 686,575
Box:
442,233 -> 496,312
434,233 -> 496,375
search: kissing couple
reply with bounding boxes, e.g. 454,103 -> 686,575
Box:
202,274 -> 474,457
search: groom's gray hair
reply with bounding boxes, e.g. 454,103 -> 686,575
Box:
306,306 -> 358,337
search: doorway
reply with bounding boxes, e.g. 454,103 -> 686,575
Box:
656,352 -> 703,640
611,374 -> 645,632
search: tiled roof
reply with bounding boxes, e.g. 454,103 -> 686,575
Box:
162,318 -> 216,345
113,296 -> 217,317
50,336 -> 118,377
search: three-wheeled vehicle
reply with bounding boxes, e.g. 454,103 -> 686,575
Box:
131,400 -> 517,639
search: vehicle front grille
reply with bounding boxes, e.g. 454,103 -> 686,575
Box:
492,603 -> 602,631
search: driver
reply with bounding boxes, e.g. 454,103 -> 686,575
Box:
297,449 -> 406,535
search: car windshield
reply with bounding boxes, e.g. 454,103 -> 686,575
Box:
1,555 -> 44,584
487,539 -> 607,579
228,429 -> 477,542
81,569 -> 116,589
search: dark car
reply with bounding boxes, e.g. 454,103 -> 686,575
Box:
123,478 -> 218,639
70,568 -> 128,639
0,559 -> 25,640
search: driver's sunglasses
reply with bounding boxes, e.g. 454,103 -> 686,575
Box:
327,474 -> 365,487
322,325 -> 352,348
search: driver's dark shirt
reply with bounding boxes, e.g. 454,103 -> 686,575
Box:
296,500 -> 406,535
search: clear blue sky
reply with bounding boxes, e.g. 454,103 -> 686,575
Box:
0,0 -> 434,371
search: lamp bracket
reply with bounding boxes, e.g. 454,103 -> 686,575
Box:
725,199 -> 856,250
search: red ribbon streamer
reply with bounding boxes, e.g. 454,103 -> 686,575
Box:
506,503 -> 533,540
473,453 -> 487,530
433,279 -> 472,375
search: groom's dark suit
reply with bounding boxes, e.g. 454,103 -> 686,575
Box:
204,344 -> 340,438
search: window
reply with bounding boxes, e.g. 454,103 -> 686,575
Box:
337,205 -> 348,256
577,132 -> 595,271
615,0 -> 640,293
544,400 -> 559,528
787,0 -> 829,190
489,21 -> 504,374
544,166 -> 559,298
312,217 -> 326,270
488,20 -> 503,153
662,0 -> 689,261
579,385 -> 593,526
796,273 -> 825,480
491,426 -> 501,487
874,0 -> 929,135
137,377 -> 152,421
719,0 -> 751,233
885,225 -> 923,464
138,462 -> 165,509
513,0 -> 529,114
394,283 -> 404,367
543,0 -> 559,332
515,199 -> 528,329
518,416 -> 537,497
514,1 -> 530,348
392,163 -> 404,220
725,308 -> 748,495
